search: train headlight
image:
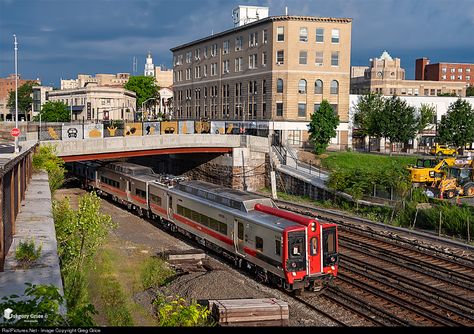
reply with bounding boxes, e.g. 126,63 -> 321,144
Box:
311,222 -> 316,232
292,272 -> 296,277
331,265 -> 335,270
291,262 -> 297,268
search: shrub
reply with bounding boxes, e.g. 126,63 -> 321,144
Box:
141,257 -> 175,290
153,295 -> 214,327
32,144 -> 65,193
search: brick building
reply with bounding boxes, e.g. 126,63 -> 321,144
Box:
0,74 -> 40,121
416,57 -> 474,86
171,11 -> 352,149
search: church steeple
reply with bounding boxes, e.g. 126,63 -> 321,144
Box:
144,51 -> 155,77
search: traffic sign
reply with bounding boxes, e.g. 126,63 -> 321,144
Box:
11,128 -> 20,137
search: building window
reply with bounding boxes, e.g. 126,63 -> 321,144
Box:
330,104 -> 338,114
211,44 -> 218,57
235,57 -> 242,72
424,89 -> 429,95
298,103 -> 306,117
211,63 -> 217,76
185,68 -> 191,80
204,47 -> 208,58
194,48 -> 201,60
298,79 -> 307,94
451,68 -> 455,73
331,51 -> 339,66
466,68 -> 471,73
450,75 -> 455,80
458,68 -> 463,73
194,66 -> 201,78
276,102 -> 283,116
263,29 -> 268,44
414,88 -> 419,96
186,52 -> 192,63
223,40 -> 230,54
299,51 -> 307,65
315,51 -> 323,66
299,27 -> 308,42
249,54 -> 257,69
331,29 -> 340,43
458,75 -> 463,80
330,80 -> 339,94
277,79 -> 284,93
442,67 -> 447,73
442,75 -> 446,80
249,32 -> 258,47
235,36 -> 243,51
314,103 -> 320,112
467,75 -> 471,81
203,65 -> 208,77
262,52 -> 267,67
277,26 -> 284,42
276,50 -> 284,64
222,60 -> 229,74
316,28 -> 324,42
314,79 -> 323,94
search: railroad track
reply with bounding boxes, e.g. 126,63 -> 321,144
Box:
269,197 -> 474,326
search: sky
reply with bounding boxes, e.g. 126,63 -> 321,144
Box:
1,0 -> 473,87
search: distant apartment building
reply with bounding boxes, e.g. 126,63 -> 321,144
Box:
60,73 -> 131,90
416,57 -> 474,86
155,66 -> 173,88
351,51 -> 467,97
32,85 -> 54,117
0,74 -> 41,121
47,83 -> 136,121
171,9 -> 352,148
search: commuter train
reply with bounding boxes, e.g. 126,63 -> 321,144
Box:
71,161 -> 339,291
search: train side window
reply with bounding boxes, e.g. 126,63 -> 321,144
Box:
184,207 -> 192,219
256,236 -> 263,252
192,210 -> 200,223
210,218 -> 219,231
218,222 -> 227,235
177,205 -> 184,215
275,239 -> 281,256
128,182 -> 131,192
200,214 -> 209,226
310,237 -> 318,255
238,222 -> 244,240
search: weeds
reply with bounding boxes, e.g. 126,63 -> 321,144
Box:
141,257 -> 175,290
15,238 -> 42,268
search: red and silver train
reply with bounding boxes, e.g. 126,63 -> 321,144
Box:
72,161 -> 339,291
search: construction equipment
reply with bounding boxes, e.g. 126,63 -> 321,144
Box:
438,166 -> 474,199
429,144 -> 458,157
408,157 -> 456,187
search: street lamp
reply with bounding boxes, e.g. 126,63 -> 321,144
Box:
70,92 -> 73,122
14,34 -> 19,153
141,97 -> 156,120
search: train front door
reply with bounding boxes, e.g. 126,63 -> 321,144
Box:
308,229 -> 322,275
233,219 -> 245,257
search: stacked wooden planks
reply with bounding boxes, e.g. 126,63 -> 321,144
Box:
208,298 -> 289,326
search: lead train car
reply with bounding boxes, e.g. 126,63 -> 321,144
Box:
74,161 -> 339,291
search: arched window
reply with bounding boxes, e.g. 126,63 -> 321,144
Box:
330,80 -> 339,94
314,79 -> 323,94
277,78 -> 284,93
298,79 -> 307,94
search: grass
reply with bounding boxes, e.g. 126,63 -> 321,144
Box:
87,237 -> 176,326
320,151 -> 416,173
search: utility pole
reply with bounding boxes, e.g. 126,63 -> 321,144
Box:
14,34 -> 19,153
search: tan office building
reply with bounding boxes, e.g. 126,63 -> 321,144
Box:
171,14 -> 352,148
351,51 -> 467,97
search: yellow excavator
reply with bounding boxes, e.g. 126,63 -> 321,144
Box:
408,157 -> 456,187
437,165 -> 474,199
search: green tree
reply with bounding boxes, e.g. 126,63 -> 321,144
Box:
353,92 -> 386,151
417,103 -> 436,133
7,80 -> 39,117
437,98 -> 474,148
124,75 -> 159,111
53,192 -> 115,309
33,101 -> 70,122
382,96 -> 419,153
308,99 -> 340,155
466,85 -> 474,97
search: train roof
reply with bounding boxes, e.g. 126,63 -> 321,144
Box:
176,180 -> 275,213
104,162 -> 154,176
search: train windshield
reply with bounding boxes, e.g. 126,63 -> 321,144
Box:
323,227 -> 336,254
286,231 -> 306,272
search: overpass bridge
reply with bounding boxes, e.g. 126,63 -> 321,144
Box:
48,134 -> 252,162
